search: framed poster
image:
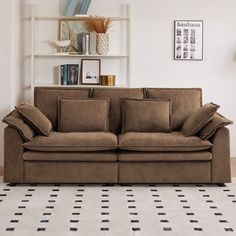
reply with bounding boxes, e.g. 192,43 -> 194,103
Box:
174,20 -> 203,61
81,59 -> 101,85
58,19 -> 89,52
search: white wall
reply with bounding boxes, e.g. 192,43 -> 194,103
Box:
87,0 -> 236,156
0,0 -> 236,166
0,0 -> 22,166
0,1 -> 12,166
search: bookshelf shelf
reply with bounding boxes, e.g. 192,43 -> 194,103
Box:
30,4 -> 132,102
33,84 -> 125,88
35,16 -> 129,21
34,53 -> 129,58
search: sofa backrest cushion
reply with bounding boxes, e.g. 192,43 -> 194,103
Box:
92,88 -> 144,133
34,87 -> 202,133
34,87 -> 90,130
146,88 -> 202,130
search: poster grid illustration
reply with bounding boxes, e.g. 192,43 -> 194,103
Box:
174,20 -> 203,60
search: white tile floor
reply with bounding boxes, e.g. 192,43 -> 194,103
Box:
0,177 -> 236,236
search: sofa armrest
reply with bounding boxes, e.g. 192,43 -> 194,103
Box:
4,126 -> 25,183
211,127 -> 231,183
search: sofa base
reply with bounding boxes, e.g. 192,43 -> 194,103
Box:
24,161 -> 118,183
119,161 -> 212,183
5,160 -> 230,184
21,161 -> 214,184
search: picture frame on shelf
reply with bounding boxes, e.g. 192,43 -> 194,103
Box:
174,20 -> 203,61
58,19 -> 89,53
81,59 -> 101,85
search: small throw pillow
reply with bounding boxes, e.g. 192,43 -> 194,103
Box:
58,98 -> 109,132
197,113 -> 233,139
122,98 -> 171,133
181,102 -> 220,136
2,110 -> 35,141
15,102 -> 52,136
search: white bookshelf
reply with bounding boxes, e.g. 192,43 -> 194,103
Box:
30,4 -> 132,102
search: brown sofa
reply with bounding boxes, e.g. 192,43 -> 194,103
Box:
3,87 -> 231,183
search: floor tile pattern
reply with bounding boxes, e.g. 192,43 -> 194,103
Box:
0,180 -> 236,236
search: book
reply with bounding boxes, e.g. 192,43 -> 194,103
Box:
89,32 -> 97,54
74,0 -> 83,15
83,0 -> 91,14
65,0 -> 80,17
59,64 -> 79,85
67,64 -> 79,85
80,32 -> 90,55
79,0 -> 87,14
60,65 -> 64,85
63,64 -> 68,85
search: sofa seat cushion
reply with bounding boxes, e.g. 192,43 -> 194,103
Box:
23,132 -> 117,152
118,132 -> 212,152
23,151 -> 117,161
118,151 -> 212,162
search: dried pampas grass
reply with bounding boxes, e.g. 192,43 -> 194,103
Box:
86,17 -> 111,33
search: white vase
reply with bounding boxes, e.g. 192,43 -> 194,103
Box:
97,33 -> 109,55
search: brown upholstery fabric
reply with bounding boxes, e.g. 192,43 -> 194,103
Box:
2,110 -> 35,141
146,88 -> 202,130
23,151 -> 117,162
92,88 -> 144,133
15,102 -> 52,136
118,151 -> 212,162
4,127 -> 24,183
198,113 -> 233,140
23,132 -> 117,152
181,103 -> 219,136
122,98 -> 171,133
3,88 -> 232,184
34,87 -> 90,129
119,162 -> 211,183
24,162 -> 118,183
58,98 -> 109,132
118,132 -> 212,151
211,127 -> 231,183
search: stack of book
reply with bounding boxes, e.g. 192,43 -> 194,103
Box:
65,0 -> 92,17
59,64 -> 79,85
